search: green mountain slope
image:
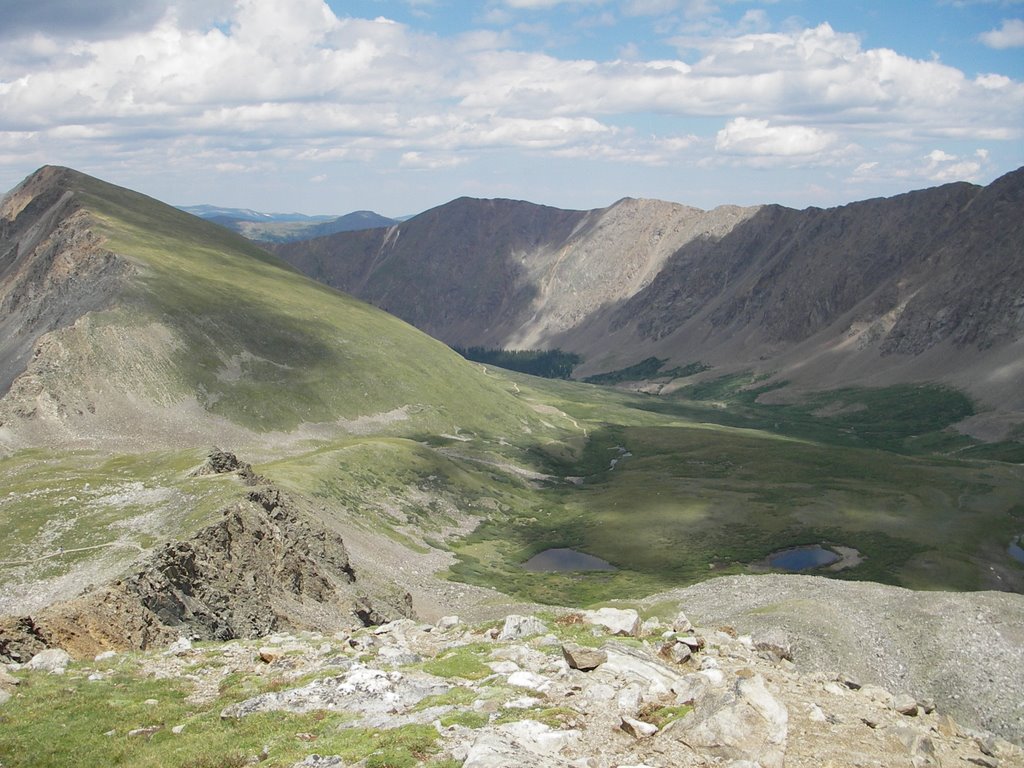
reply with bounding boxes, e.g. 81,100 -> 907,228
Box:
0,167 -> 547,449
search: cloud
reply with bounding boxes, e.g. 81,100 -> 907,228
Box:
0,2 -> 1018,197
849,147 -> 991,185
502,0 -> 607,8
979,18 -> 1024,49
715,117 -> 837,156
0,0 -> 234,40
399,151 -> 469,169
923,148 -> 984,182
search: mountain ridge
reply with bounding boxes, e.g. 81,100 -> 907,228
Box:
273,170 -> 1024,424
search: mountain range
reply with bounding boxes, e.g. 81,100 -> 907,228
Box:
1,165 -> 1023,760
180,203 -> 398,243
272,170 -> 1024,438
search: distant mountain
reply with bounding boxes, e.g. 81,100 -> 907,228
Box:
272,169 -> 1024,427
180,203 -> 398,242
177,204 -> 337,223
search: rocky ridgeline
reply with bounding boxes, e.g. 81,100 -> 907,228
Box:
0,451 -> 411,663
3,607 -> 1020,767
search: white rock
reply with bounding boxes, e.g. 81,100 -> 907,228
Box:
463,720 -> 580,768
808,704 -> 828,722
0,690 -> 10,706
699,668 -> 725,686
498,615 -> 548,642
621,715 -> 659,738
671,674 -> 788,768
507,670 -> 551,692
582,608 -> 640,637
506,696 -> 543,709
94,651 -> 117,662
171,725 -> 185,734
640,618 -> 661,636
671,610 -> 693,633
437,615 -> 460,630
488,661 -> 521,675
166,637 -> 192,656
601,649 -> 680,696
617,683 -> 644,713
25,648 -> 71,674
860,684 -> 894,707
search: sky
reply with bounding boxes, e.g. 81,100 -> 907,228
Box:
0,0 -> 1022,217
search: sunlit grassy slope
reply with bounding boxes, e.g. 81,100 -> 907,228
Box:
66,170 -> 548,438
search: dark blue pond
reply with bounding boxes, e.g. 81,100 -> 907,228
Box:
1009,536 -> 1024,565
522,548 -> 617,572
768,545 -> 840,572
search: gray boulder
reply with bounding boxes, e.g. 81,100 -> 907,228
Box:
562,643 -> 607,671
25,648 -> 71,674
669,673 -> 788,768
498,615 -> 548,642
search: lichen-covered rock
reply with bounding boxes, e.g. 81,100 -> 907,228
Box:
582,608 -> 640,637
25,647 -> 71,674
497,615 -> 547,642
669,673 -> 788,768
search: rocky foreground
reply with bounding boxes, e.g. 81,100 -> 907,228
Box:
3,606 -> 1022,767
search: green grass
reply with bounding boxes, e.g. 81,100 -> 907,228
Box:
0,448 -> 243,573
440,374 -> 1024,604
420,644 -> 494,681
0,656 -> 443,768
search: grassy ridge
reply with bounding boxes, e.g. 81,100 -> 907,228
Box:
70,171 -> 549,438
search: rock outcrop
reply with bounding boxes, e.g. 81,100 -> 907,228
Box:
0,452 -> 411,661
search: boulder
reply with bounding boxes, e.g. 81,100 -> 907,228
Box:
582,608 -> 640,637
562,643 -> 607,671
669,673 -> 788,768
752,628 -> 793,662
620,715 -> 658,738
437,616 -> 460,630
462,720 -> 580,768
507,670 -> 551,693
498,615 -> 548,642
671,611 -> 693,633
25,648 -> 71,674
893,693 -> 919,716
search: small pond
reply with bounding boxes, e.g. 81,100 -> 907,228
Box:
1009,535 -> 1024,565
767,545 -> 840,572
522,547 -> 617,572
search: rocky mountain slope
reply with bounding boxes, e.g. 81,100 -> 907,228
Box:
2,593 -> 1022,766
273,169 -> 1024,420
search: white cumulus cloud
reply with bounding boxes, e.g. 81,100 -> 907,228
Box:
979,19 -> 1024,49
715,118 -> 837,156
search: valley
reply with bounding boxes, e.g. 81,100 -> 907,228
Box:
1,165 -> 1022,762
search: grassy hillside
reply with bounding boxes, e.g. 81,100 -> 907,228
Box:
30,170 -> 550,440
